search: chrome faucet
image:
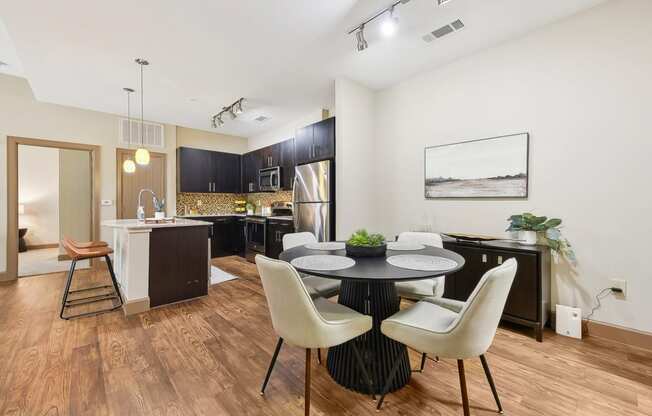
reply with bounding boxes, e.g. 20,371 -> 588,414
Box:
137,189 -> 158,220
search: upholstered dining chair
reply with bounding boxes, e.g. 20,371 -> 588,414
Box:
395,232 -> 446,302
256,255 -> 375,416
377,258 -> 518,415
282,232 -> 341,299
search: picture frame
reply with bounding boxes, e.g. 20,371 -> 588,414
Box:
424,133 -> 530,199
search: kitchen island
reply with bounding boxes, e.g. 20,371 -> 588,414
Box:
102,218 -> 212,315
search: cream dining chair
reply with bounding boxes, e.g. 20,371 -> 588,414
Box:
282,232 -> 341,299
256,255 -> 375,416
377,258 -> 518,415
395,232 -> 446,301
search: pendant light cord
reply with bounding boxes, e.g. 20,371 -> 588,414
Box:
140,62 -> 144,147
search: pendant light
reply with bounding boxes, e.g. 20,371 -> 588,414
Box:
134,58 -> 151,166
122,87 -> 136,173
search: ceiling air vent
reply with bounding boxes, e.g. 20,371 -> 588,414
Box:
450,19 -> 465,30
423,19 -> 465,43
255,115 -> 270,122
119,118 -> 165,149
432,24 -> 454,38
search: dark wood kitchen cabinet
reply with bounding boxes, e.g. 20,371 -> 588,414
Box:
233,217 -> 246,257
214,152 -> 241,193
208,216 -> 234,258
177,147 -> 241,193
295,117 -> 335,165
259,143 -> 280,169
148,226 -> 209,307
242,152 -> 261,193
279,138 -> 295,190
177,147 -> 213,193
442,238 -> 551,342
266,219 -> 295,259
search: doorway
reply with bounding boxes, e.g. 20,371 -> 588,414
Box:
116,148 -> 166,219
5,137 -> 100,281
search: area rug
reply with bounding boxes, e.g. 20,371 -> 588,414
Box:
210,266 -> 239,285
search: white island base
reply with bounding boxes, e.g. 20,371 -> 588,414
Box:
102,219 -> 212,315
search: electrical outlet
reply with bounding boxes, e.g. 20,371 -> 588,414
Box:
610,279 -> 627,299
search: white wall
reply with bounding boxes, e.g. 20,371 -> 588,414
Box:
334,78 -> 377,239
247,108 -> 325,151
0,73 -> 177,275
17,145 -> 59,245
176,126 -> 248,154
373,0 -> 652,332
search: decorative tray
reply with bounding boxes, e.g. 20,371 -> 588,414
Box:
443,232 -> 500,242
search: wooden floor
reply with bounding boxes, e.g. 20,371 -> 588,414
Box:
1,256 -> 651,416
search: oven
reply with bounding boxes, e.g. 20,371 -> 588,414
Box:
259,166 -> 281,192
245,216 -> 266,262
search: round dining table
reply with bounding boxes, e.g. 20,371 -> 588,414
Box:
279,243 -> 465,394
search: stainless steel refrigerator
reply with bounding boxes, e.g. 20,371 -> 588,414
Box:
293,160 -> 334,242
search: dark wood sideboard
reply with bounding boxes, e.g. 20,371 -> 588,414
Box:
442,237 -> 551,341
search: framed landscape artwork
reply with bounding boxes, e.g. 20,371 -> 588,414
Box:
424,133 -> 529,198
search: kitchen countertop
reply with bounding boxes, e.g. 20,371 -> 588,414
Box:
102,218 -> 212,229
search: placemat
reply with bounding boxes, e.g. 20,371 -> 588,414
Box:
386,254 -> 457,271
304,242 -> 346,251
386,242 -> 426,251
291,255 -> 355,271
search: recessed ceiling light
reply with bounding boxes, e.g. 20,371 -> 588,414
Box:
437,0 -> 453,5
255,115 -> 270,123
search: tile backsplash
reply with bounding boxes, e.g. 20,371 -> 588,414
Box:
176,190 -> 293,215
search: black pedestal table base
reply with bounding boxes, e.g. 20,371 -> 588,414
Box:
327,280 -> 411,394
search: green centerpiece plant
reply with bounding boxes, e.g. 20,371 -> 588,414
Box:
345,229 -> 387,257
506,212 -> 576,263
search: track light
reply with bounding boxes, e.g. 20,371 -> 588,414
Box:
381,6 -> 398,37
356,25 -> 368,51
210,97 -> 246,128
349,0 -> 411,51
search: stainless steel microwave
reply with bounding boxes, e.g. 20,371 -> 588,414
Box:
259,166 -> 281,191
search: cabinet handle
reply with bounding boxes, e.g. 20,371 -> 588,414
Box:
208,182 -> 211,192
497,256 -> 503,265
482,254 -> 487,263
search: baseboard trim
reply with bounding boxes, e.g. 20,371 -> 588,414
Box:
26,243 -> 59,250
122,296 -> 150,316
584,320 -> 652,351
0,271 -> 14,284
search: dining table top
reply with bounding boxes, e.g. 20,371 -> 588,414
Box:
278,243 -> 465,282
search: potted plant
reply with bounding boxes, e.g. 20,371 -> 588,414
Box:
153,197 -> 166,220
506,213 -> 576,262
345,229 -> 386,257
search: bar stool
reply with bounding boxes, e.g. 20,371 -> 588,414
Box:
60,237 -> 123,320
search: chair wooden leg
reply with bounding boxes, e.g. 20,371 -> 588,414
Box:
317,348 -> 322,365
305,349 -> 311,416
457,360 -> 470,416
480,355 -> 504,414
261,338 -> 283,395
414,352 -> 427,372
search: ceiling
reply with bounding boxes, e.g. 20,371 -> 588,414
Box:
0,0 -> 605,137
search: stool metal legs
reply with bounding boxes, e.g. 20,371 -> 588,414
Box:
60,255 -> 123,320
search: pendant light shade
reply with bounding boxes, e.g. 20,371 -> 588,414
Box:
123,159 -> 136,173
135,147 -> 151,165
122,87 -> 136,173
135,58 -> 150,166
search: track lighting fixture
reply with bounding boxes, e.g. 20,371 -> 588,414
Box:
356,25 -> 368,51
348,0 -> 411,51
210,97 -> 246,128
